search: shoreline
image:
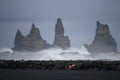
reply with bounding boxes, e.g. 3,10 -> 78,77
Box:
0,60 -> 120,71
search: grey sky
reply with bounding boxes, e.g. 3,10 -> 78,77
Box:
0,0 -> 120,51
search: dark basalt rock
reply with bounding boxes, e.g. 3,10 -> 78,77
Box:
0,60 -> 120,71
53,18 -> 70,49
84,21 -> 117,53
13,24 -> 50,51
13,18 -> 71,51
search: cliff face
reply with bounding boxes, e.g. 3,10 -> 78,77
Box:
84,21 -> 117,53
14,24 -> 50,51
53,18 -> 70,49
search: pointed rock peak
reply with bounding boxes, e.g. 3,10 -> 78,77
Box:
96,21 -> 101,24
57,18 -> 62,23
32,23 -> 35,26
16,30 -> 22,36
31,23 -> 37,30
28,23 -> 43,40
55,18 -> 64,36
17,29 -> 21,33
29,23 -> 38,35
96,21 -> 102,27
29,23 -> 39,34
96,21 -> 110,34
96,21 -> 108,27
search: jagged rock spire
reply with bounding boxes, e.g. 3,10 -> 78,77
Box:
16,30 -> 23,38
96,21 -> 110,34
53,18 -> 70,49
13,24 -> 50,51
84,21 -> 117,53
55,18 -> 64,37
28,24 -> 43,40
13,18 -> 71,51
14,30 -> 23,50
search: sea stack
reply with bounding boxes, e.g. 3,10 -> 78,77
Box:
84,21 -> 117,53
53,18 -> 70,49
13,24 -> 50,51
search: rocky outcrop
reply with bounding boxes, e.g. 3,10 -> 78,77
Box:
84,21 -> 117,53
13,24 -> 50,51
53,18 -> 70,49
13,18 -> 71,51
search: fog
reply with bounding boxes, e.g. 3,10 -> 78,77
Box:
0,0 -> 120,60
0,0 -> 120,51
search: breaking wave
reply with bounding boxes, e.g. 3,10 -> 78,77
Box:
0,48 -> 13,54
0,46 -> 120,60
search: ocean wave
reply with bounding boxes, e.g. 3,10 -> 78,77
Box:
0,48 -> 13,54
0,46 -> 120,60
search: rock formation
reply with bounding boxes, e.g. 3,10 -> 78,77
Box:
13,24 -> 50,51
13,18 -> 71,51
84,21 -> 117,53
53,18 -> 70,49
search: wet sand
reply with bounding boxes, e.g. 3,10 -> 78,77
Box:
0,69 -> 120,80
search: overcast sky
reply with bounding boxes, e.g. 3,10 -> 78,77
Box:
0,0 -> 120,51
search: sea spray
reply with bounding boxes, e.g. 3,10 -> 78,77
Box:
0,46 -> 120,60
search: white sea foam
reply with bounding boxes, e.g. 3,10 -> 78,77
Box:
0,48 -> 13,54
0,46 -> 120,60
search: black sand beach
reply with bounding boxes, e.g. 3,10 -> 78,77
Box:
0,70 -> 120,80
0,60 -> 120,80
0,60 -> 120,71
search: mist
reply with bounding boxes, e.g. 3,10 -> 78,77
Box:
0,0 -> 120,51
0,0 -> 120,60
0,47 -> 120,61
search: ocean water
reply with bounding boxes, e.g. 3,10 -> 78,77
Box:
0,46 -> 120,61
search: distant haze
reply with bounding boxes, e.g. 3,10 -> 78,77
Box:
0,0 -> 120,51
